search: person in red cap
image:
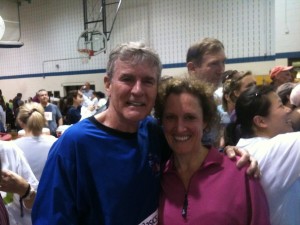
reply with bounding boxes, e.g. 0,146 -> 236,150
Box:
269,65 -> 294,89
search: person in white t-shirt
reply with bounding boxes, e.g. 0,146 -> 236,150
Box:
230,84 -> 300,225
0,140 -> 38,225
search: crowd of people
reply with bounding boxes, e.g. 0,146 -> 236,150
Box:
0,38 -> 298,225
0,85 -> 108,137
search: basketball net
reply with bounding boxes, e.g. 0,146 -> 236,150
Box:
78,49 -> 95,64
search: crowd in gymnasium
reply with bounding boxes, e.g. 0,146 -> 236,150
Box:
0,38 -> 299,225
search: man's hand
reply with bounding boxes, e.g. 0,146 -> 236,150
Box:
224,146 -> 261,178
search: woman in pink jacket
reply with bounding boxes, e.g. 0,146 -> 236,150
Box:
154,77 -> 270,225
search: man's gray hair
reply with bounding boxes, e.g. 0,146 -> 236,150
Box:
106,41 -> 162,80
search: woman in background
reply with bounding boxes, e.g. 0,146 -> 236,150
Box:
235,85 -> 300,225
222,71 -> 256,122
222,71 -> 256,146
65,90 -> 84,124
65,89 -> 96,124
14,102 -> 57,180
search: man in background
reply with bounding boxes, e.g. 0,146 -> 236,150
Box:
186,37 -> 226,147
186,37 -> 226,89
12,93 -> 22,116
38,89 -> 63,136
269,65 -> 294,89
81,82 -> 94,99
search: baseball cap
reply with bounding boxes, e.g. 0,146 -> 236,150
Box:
269,66 -> 293,79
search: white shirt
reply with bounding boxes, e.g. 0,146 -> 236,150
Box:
237,132 -> 300,225
80,95 -> 96,120
14,135 -> 57,180
97,98 -> 107,109
0,141 -> 38,225
82,89 -> 94,99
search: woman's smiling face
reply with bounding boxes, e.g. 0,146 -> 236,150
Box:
162,92 -> 206,155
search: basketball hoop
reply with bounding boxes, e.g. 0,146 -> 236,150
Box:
78,48 -> 95,64
77,29 -> 107,57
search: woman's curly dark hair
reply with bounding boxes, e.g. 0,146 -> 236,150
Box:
154,77 -> 220,133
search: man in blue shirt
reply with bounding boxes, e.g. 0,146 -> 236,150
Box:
38,89 -> 63,136
32,42 -> 165,225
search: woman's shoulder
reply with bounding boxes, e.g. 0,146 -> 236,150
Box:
209,148 -> 249,175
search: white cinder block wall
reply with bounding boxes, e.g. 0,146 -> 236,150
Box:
0,0 -> 300,100
275,0 -> 300,53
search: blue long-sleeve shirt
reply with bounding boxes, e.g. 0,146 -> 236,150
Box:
32,116 -> 165,225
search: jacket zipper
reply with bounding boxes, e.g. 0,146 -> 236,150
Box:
181,192 -> 188,218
